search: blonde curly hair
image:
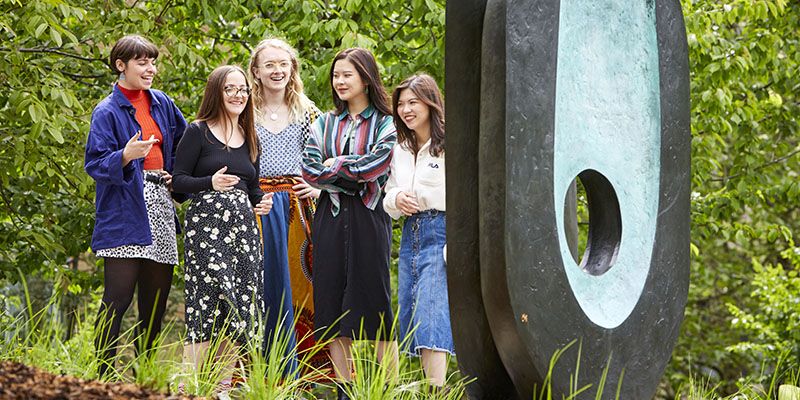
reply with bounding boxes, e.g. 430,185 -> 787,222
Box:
248,38 -> 315,124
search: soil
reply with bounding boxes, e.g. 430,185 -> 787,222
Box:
0,361 -> 199,400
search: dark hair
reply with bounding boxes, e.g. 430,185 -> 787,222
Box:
392,74 -> 445,157
109,35 -> 159,74
329,48 -> 391,116
195,65 -> 259,163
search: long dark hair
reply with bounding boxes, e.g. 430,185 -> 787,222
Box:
330,48 -> 391,116
196,65 -> 259,163
392,74 -> 445,157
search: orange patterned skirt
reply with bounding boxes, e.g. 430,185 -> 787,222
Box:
258,176 -> 332,380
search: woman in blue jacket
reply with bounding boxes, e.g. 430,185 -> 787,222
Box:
84,35 -> 187,378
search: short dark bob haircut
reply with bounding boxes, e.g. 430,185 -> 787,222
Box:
109,35 -> 159,74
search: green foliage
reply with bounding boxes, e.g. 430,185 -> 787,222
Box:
670,0 -> 800,396
0,292 -> 100,379
531,340 -> 623,400
727,249 -> 800,367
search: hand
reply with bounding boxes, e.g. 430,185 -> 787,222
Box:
254,192 -> 274,215
323,157 -> 335,167
396,191 -> 420,216
292,177 -> 320,199
161,172 -> 173,191
211,166 -> 240,191
122,132 -> 159,166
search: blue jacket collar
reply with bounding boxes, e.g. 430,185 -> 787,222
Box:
111,83 -> 161,109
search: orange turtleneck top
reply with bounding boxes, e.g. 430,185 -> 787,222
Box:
118,85 -> 164,170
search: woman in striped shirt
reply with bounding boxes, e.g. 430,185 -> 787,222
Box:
302,48 -> 398,399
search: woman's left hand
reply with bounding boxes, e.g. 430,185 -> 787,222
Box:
254,192 -> 274,215
161,172 -> 173,191
292,177 -> 320,199
323,157 -> 335,167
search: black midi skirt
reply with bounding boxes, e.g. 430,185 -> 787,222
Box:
183,189 -> 264,344
312,192 -> 393,341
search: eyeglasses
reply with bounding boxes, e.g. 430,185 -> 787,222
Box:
224,86 -> 251,97
260,61 -> 291,72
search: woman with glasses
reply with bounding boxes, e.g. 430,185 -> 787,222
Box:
84,35 -> 187,378
172,65 -> 273,391
247,38 -> 326,377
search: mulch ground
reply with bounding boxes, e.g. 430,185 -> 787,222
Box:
0,361 -> 200,400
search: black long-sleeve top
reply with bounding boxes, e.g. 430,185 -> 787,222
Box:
173,121 -> 263,206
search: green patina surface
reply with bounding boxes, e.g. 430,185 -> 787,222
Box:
553,0 -> 662,329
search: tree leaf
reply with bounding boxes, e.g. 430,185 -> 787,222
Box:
35,23 -> 48,38
47,126 -> 65,144
50,26 -> 62,47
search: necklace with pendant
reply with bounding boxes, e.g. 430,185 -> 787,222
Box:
265,103 -> 282,121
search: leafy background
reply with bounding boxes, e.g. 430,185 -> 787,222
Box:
0,0 -> 798,397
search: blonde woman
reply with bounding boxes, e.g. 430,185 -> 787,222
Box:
248,38 -> 325,376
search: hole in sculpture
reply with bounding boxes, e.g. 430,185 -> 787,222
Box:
564,169 -> 621,276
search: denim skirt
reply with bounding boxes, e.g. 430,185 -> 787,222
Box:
398,210 -> 455,356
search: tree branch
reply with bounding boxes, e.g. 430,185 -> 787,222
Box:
369,21 -> 386,41
382,11 -> 408,25
48,161 -> 93,205
62,71 -> 106,80
710,147 -> 800,182
0,47 -> 105,63
752,80 -> 774,92
408,37 -> 432,50
0,185 -> 23,230
387,14 -> 412,41
154,0 -> 173,25
201,34 -> 251,51
428,23 -> 438,47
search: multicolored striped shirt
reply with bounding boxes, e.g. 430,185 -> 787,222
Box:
302,104 -> 397,216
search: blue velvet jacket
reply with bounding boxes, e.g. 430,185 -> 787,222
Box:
84,84 -> 187,252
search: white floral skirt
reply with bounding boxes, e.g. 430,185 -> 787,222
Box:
183,189 -> 264,344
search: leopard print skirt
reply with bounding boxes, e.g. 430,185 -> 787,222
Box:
96,172 -> 178,265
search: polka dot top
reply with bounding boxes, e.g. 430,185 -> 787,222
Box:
256,109 -> 319,177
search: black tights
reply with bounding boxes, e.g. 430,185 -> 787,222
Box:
94,257 -> 173,377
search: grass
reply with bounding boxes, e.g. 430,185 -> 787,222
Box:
532,340 -> 622,400
0,287 -> 470,399
1,277 -> 798,399
674,351 -> 800,400
529,339 -> 798,400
